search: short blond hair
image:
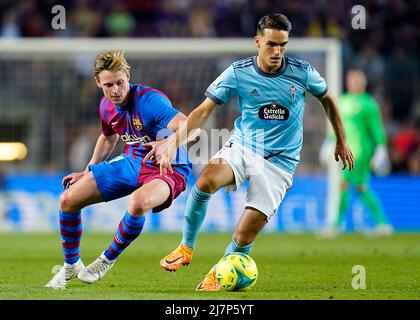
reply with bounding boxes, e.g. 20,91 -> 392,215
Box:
94,50 -> 131,79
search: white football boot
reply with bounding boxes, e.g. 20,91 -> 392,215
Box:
77,253 -> 115,284
45,259 -> 85,289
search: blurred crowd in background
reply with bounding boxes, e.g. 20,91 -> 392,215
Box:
0,0 -> 419,174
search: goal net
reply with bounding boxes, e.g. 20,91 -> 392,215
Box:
0,38 -> 341,232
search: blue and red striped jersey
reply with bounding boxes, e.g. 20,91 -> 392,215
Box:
99,83 -> 191,175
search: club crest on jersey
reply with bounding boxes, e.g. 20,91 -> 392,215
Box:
289,85 -> 297,101
258,102 -> 289,121
132,118 -> 142,130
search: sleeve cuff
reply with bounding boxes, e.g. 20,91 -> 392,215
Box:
313,87 -> 329,97
205,91 -> 225,105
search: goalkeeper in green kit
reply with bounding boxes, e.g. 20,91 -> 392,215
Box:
325,68 -> 394,236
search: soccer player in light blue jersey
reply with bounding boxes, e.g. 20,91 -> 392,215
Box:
45,51 -> 195,289
146,13 -> 354,291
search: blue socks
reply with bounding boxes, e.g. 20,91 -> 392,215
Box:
104,212 -> 145,261
59,210 -> 82,265
59,210 -> 145,263
181,185 -> 211,249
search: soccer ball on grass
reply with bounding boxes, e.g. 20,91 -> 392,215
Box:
215,252 -> 258,292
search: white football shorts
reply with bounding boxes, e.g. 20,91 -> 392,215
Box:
211,140 -> 293,220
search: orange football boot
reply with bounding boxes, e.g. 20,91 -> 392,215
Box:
196,266 -> 220,291
160,243 -> 193,271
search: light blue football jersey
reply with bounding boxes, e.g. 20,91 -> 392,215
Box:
205,55 -> 327,174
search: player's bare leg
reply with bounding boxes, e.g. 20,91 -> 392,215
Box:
59,172 -> 104,212
161,159 -> 235,271
45,172 -> 103,289
232,207 -> 268,246
196,207 -> 267,291
127,178 -> 171,216
78,179 -> 171,284
195,158 -> 236,194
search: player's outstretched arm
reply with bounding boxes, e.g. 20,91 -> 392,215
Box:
62,133 -> 118,188
144,98 -> 217,175
143,112 -> 201,163
317,91 -> 355,171
167,97 -> 216,149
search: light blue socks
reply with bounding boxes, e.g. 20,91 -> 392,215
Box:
181,185 -> 211,249
224,238 -> 254,256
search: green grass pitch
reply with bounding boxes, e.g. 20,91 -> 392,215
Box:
0,232 -> 419,300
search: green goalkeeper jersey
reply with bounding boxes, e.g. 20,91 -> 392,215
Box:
338,92 -> 387,160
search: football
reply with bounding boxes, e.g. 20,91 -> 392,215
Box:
215,252 -> 258,292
